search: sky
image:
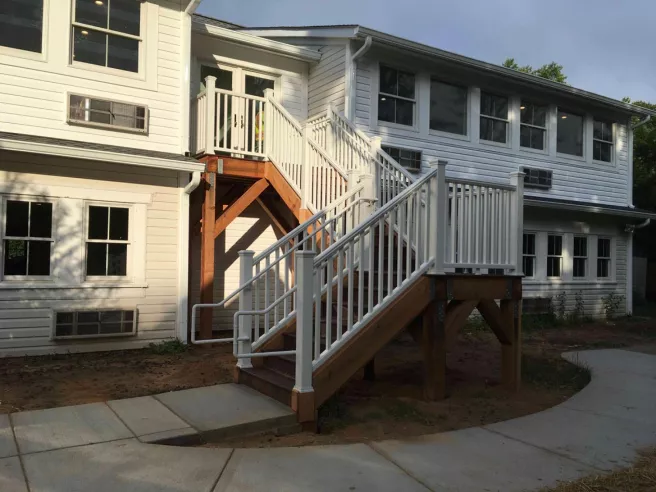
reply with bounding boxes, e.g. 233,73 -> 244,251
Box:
197,0 -> 656,103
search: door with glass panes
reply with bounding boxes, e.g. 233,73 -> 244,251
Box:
200,65 -> 276,155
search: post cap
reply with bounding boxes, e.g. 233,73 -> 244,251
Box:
297,250 -> 317,257
238,250 -> 256,257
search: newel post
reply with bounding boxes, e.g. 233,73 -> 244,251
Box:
301,126 -> 312,210
370,135 -> 382,185
237,250 -> 254,369
204,76 -> 216,154
509,171 -> 526,275
292,250 -> 316,423
263,88 -> 275,157
326,105 -> 336,158
429,160 -> 448,274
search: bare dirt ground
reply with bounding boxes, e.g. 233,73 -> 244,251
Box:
1,316 -> 653,448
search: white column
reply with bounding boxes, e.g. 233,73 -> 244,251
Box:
205,76 -> 216,154
509,171 -> 525,275
294,250 -> 315,393
370,136 -> 382,197
301,126 -> 312,210
430,160 -> 448,274
263,88 -> 275,157
237,250 -> 254,369
326,105 -> 335,158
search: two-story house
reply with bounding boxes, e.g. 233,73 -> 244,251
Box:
1,1 -> 655,360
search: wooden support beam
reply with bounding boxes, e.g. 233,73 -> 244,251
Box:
221,157 -> 267,179
445,300 -> 478,348
264,162 -> 302,219
199,171 -> 216,339
476,299 -> 511,345
217,185 -> 242,211
214,178 -> 270,238
500,300 -> 522,392
256,197 -> 291,237
422,300 -> 447,401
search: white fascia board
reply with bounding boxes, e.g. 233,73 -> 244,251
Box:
185,0 -> 202,14
354,26 -> 655,118
525,198 -> 656,220
242,27 -> 359,40
193,22 -> 322,62
0,138 -> 205,173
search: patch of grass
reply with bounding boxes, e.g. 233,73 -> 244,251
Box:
147,339 -> 188,355
317,395 -> 352,433
383,400 -> 436,425
541,447 -> 656,491
522,353 -> 591,392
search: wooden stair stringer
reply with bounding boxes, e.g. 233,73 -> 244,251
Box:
312,276 -> 433,407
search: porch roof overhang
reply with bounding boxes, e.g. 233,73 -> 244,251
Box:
525,196 -> 656,221
242,24 -> 655,119
192,19 -> 322,63
0,132 -> 205,173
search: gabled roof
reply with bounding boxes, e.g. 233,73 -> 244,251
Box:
241,24 -> 656,119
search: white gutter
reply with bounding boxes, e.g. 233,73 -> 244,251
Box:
177,171 -> 202,343
346,36 -> 373,121
184,0 -> 202,14
632,114 -> 651,130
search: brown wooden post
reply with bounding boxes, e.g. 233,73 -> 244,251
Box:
199,159 -> 217,340
500,299 -> 522,391
422,299 -> 447,401
363,359 -> 375,381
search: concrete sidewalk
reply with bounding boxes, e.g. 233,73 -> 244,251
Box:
1,348 -> 655,492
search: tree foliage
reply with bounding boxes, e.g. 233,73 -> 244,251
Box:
502,58 -> 568,84
623,98 -> 656,213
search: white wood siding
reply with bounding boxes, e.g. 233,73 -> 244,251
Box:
355,55 -> 631,208
191,36 -> 309,121
0,151 -> 183,356
523,208 -> 628,318
189,202 -> 284,331
308,45 -> 347,118
0,0 -> 184,154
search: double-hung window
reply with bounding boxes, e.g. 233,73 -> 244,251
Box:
378,65 -> 416,126
0,0 -> 44,53
3,200 -> 53,278
547,234 -> 563,278
573,236 -> 588,278
593,119 -> 613,162
522,233 -> 536,277
597,238 -> 611,278
480,93 -> 509,144
520,101 -> 548,150
429,80 -> 468,135
381,145 -> 422,172
72,0 -> 142,73
86,205 -> 130,278
557,109 -> 584,156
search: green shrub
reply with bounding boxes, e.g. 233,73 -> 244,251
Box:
147,339 -> 188,355
602,293 -> 625,320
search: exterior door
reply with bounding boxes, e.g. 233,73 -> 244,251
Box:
200,65 -> 235,151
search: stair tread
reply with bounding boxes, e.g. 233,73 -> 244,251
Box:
241,366 -> 294,390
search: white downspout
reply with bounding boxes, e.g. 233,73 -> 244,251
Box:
625,218 -> 651,316
177,171 -> 202,342
346,36 -> 373,121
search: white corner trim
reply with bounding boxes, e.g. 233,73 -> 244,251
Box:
0,138 -> 205,173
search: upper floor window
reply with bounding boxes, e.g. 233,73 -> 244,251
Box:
557,109 -> 584,156
573,236 -> 588,278
68,94 -> 148,133
429,80 -> 467,135
381,145 -> 422,172
378,65 -> 415,126
3,200 -> 53,277
0,0 -> 44,53
72,0 -> 142,73
520,101 -> 547,150
480,93 -> 508,144
86,205 -> 130,277
597,238 -> 611,278
593,119 -> 613,162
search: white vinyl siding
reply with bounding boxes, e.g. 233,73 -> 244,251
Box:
0,150 -> 183,356
307,45 -> 346,118
354,54 -> 631,207
0,0 -> 184,154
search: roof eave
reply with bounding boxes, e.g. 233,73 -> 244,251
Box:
525,197 -> 656,221
354,27 -> 656,118
194,22 -> 322,62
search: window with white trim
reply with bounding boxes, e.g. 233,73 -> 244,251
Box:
72,0 -> 142,73
54,309 -> 136,338
573,236 -> 587,278
520,101 -> 547,150
593,119 -> 613,162
2,200 -> 53,277
0,0 -> 44,53
480,92 -> 509,144
68,94 -> 148,133
597,238 -> 611,278
381,145 -> 422,171
522,233 -> 536,277
429,80 -> 468,135
86,205 -> 130,277
557,109 -> 584,156
547,234 -> 563,278
378,65 -> 416,126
